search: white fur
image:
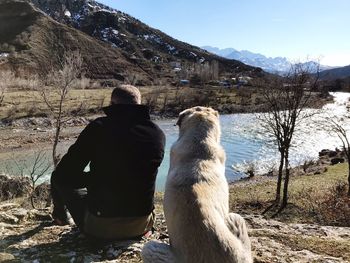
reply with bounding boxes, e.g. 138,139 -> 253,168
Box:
142,106 -> 252,263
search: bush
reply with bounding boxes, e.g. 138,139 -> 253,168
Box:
297,181 -> 350,226
0,174 -> 31,201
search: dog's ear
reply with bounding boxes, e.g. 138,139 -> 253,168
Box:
213,110 -> 219,117
176,112 -> 185,126
176,110 -> 191,126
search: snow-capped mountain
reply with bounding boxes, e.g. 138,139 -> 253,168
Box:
202,46 -> 334,74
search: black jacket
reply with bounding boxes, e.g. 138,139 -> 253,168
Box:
53,104 -> 166,217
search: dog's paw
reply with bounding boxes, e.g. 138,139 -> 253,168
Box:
226,213 -> 251,251
142,241 -> 175,263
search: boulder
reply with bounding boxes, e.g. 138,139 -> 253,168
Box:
330,157 -> 345,165
0,253 -> 15,262
0,174 -> 31,201
33,183 -> 51,203
328,150 -> 338,157
319,149 -> 330,157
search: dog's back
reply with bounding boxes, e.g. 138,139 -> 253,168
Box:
142,107 -> 252,263
165,180 -> 248,262
164,107 -> 252,263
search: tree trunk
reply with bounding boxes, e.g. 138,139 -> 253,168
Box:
262,150 -> 284,215
52,119 -> 61,168
275,150 -> 285,203
348,160 -> 350,196
281,150 -> 290,209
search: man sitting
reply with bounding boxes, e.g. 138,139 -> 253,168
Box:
51,85 -> 165,240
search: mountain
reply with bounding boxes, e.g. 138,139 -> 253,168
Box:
0,0 -> 262,85
202,46 -> 334,74
319,65 -> 350,80
201,46 -> 237,58
0,0 -> 152,82
202,46 -> 291,73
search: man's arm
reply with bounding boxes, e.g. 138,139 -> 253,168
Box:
52,120 -> 100,188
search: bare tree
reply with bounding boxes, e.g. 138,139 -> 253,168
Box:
257,63 -> 320,212
40,51 -> 83,168
0,71 -> 16,106
192,60 -> 220,84
27,152 -> 51,208
0,84 -> 4,106
328,118 -> 350,195
9,151 -> 51,208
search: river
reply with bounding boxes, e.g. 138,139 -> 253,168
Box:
1,92 -> 349,191
155,92 -> 350,190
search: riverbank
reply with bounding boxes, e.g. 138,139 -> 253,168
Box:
0,91 -> 348,193
0,87 -> 333,122
0,160 -> 349,262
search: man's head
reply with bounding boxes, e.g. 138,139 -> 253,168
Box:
111,85 -> 141,105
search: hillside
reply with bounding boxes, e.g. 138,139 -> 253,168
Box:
28,0 -> 262,79
0,0 -> 262,85
0,0 -> 155,83
319,64 -> 350,80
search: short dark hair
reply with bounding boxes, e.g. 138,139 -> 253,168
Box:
111,85 -> 141,105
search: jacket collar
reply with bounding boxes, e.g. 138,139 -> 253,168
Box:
102,104 -> 150,120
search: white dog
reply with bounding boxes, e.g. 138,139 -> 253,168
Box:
142,106 -> 252,263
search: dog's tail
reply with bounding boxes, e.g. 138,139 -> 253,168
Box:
142,241 -> 176,263
206,212 -> 253,263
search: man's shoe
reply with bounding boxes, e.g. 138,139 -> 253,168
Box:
52,207 -> 71,226
52,217 -> 71,226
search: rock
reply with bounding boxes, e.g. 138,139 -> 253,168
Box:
11,208 -> 28,222
0,253 -> 15,261
28,208 -> 52,221
330,157 -> 345,165
319,149 -> 330,157
0,203 -> 20,210
0,211 -> 19,224
0,174 -> 31,201
328,151 -> 338,158
33,183 -> 51,204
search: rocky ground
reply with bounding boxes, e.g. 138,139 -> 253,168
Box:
0,200 -> 349,263
1,147 -> 350,263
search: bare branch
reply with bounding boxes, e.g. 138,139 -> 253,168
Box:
254,61 -> 321,209
38,50 -> 83,167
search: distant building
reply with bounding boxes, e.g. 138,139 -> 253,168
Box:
170,61 -> 181,69
219,80 -> 231,88
179,79 -> 190,86
238,76 -> 252,85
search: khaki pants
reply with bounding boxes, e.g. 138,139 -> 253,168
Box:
83,211 -> 154,240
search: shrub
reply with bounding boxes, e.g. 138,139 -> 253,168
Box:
296,181 -> 350,226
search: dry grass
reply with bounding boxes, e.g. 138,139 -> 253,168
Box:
0,89 -> 111,120
140,85 -> 260,114
252,229 -> 350,261
0,86 -> 263,120
230,163 -> 349,225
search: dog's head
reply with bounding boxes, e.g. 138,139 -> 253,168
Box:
176,106 -> 220,140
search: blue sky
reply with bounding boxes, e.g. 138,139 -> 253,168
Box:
99,0 -> 350,66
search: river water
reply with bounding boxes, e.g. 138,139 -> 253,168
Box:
155,92 -> 350,190
1,92 -> 349,191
